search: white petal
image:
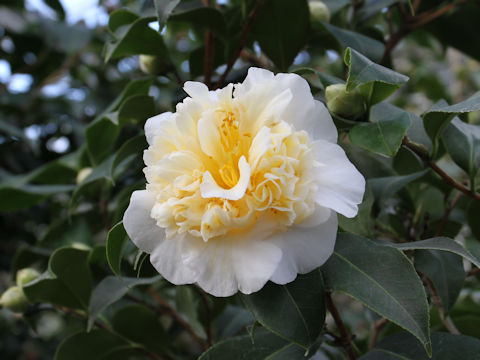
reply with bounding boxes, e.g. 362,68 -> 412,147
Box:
150,234 -> 198,285
182,225 -> 282,296
200,156 -> 251,200
239,67 -> 275,93
197,109 -> 222,159
268,210 -> 338,284
312,140 -> 365,218
297,204 -> 332,228
300,100 -> 337,143
183,81 -> 211,104
144,112 -> 174,146
123,190 -> 165,254
248,126 -> 271,171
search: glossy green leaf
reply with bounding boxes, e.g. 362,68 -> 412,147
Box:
322,0 -> 350,15
322,234 -> 431,355
105,16 -> 169,62
242,269 -> 325,348
422,92 -> 480,156
350,110 -> 411,157
54,329 -> 133,360
388,237 -> 480,269
85,94 -> 154,165
339,187 -> 374,237
251,0 -> 310,71
88,275 -> 161,330
321,23 -> 385,63
153,0 -> 180,30
106,222 -> 129,277
467,201 -> 480,240
23,248 -> 93,310
112,304 -> 169,355
293,66 -> 344,90
359,332 -> 480,360
415,250 -> 465,314
199,328 -> 305,360
345,48 -> 409,106
169,3 -> 227,39
107,9 -> 139,35
369,170 -> 428,200
175,285 -> 207,339
0,184 -> 75,211
358,0 -> 403,21
442,117 -> 480,188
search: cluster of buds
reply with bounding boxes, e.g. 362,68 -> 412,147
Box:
0,268 -> 40,313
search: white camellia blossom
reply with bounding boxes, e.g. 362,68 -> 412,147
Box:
124,68 -> 365,297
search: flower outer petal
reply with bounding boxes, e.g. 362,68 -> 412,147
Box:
200,156 -> 251,201
268,209 -> 338,284
123,190 -> 165,254
312,140 -> 365,218
144,112 -> 174,146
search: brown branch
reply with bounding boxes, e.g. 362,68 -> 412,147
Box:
381,0 -> 469,64
368,318 -> 388,349
213,0 -> 265,89
326,293 -> 356,360
202,0 -> 214,88
402,136 -> 480,202
148,288 -> 207,351
467,267 -> 480,277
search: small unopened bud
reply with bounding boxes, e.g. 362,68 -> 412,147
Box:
139,55 -> 170,75
76,167 -> 92,184
325,84 -> 366,120
309,1 -> 330,23
16,268 -> 40,287
0,286 -> 30,313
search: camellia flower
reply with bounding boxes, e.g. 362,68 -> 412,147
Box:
124,68 -> 365,297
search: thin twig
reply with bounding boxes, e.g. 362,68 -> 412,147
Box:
381,0 -> 469,64
402,137 -> 480,202
326,293 -> 356,360
467,267 -> 480,277
213,0 -> 265,89
368,318 -> 388,350
424,277 -> 460,335
148,288 -> 207,351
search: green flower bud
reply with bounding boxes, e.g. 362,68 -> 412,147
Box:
76,167 -> 92,184
16,268 -> 40,287
309,1 -> 330,23
325,84 -> 366,120
139,55 -> 170,75
0,286 -> 30,313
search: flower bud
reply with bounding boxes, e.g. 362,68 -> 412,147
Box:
0,286 -> 30,313
16,268 -> 40,287
139,55 -> 170,75
76,167 -> 92,184
325,84 -> 366,120
309,1 -> 330,23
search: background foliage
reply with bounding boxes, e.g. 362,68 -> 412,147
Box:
1,0 -> 480,359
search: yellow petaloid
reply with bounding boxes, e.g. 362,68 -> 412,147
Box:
124,68 -> 365,296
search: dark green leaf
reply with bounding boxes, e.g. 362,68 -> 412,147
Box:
242,269 -> 325,348
322,0 -> 350,15
112,304 -> 169,355
105,16 -> 169,62
0,184 -> 75,211
321,23 -> 385,63
107,9 -> 139,35
169,4 -> 227,39
54,329 -> 133,360
88,275 -> 161,330
359,332 -> 480,360
199,328 -> 305,360
251,0 -> 310,71
322,234 -> 431,355
388,237 -> 480,269
106,222 -> 129,277
339,187 -> 374,237
44,0 -> 65,19
467,201 -> 480,240
345,48 -> 409,106
154,0 -> 181,30
422,92 -> 480,156
415,250 -> 465,314
23,248 -> 93,310
442,117 -> 480,188
350,109 -> 411,157
175,285 -> 207,339
369,170 -> 427,200
293,67 -> 344,90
